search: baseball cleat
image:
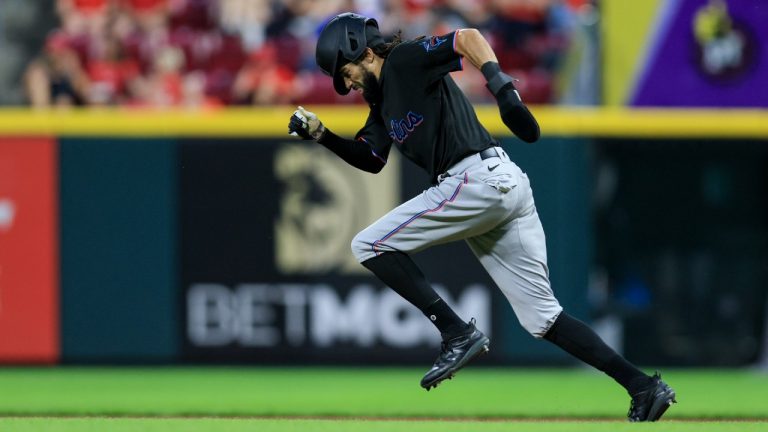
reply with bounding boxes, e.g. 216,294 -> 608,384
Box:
420,318 -> 490,391
425,374 -> 456,391
627,372 -> 677,422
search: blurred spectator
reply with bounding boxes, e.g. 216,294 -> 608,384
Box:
24,0 -> 580,108
129,45 -> 185,106
85,31 -> 141,105
24,32 -> 91,107
231,42 -> 295,105
217,0 -> 271,51
57,0 -> 110,38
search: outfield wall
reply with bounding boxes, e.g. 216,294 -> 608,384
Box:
0,107 -> 766,366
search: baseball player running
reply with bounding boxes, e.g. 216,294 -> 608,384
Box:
288,12 -> 676,421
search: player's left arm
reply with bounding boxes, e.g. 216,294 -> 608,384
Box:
454,29 -> 540,143
288,106 -> 390,173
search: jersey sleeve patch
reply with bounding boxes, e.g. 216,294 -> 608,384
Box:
422,35 -> 448,52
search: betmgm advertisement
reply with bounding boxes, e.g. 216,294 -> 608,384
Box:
180,139 -> 494,363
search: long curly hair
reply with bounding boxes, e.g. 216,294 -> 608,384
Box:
353,30 -> 403,63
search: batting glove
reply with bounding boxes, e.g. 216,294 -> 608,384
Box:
481,62 -> 540,143
288,106 -> 325,140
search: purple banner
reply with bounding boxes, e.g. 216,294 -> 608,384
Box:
632,0 -> 768,107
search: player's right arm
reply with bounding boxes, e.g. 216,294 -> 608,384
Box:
288,106 -> 392,173
455,29 -> 540,143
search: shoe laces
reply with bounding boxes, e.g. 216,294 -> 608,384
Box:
439,319 -> 476,356
440,340 -> 449,355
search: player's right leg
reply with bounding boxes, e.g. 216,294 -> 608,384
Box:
355,252 -> 490,391
351,170 -> 499,390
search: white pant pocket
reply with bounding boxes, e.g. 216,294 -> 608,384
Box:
482,173 -> 517,193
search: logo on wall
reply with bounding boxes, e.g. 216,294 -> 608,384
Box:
0,199 -> 15,232
186,282 -> 491,349
692,0 -> 756,81
274,144 -> 400,274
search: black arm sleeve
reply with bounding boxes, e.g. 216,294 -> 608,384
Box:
317,129 -> 387,173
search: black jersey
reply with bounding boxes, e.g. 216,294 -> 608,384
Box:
355,31 -> 497,183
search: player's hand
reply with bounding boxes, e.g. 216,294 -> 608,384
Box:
495,84 -> 540,143
288,106 -> 325,140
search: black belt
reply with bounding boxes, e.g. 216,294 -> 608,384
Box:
479,147 -> 501,160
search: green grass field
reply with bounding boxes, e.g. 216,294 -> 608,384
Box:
0,367 -> 766,431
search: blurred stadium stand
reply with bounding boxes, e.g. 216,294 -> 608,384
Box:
0,0 -> 596,108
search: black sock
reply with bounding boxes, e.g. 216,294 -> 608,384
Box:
424,298 -> 469,337
361,252 -> 466,336
544,312 -> 652,395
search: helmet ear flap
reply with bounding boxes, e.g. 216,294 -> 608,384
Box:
333,52 -> 349,95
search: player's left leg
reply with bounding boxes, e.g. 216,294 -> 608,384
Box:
544,313 -> 676,421
466,167 -> 676,421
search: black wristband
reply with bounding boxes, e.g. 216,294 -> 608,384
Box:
481,61 -> 514,96
480,61 -> 502,82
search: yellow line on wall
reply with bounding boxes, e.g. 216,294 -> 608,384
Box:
0,107 -> 766,138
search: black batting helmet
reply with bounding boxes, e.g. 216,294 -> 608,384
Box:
316,12 -> 384,95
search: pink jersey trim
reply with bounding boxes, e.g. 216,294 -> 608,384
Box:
358,136 -> 387,164
372,172 -> 469,255
453,29 -> 464,70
